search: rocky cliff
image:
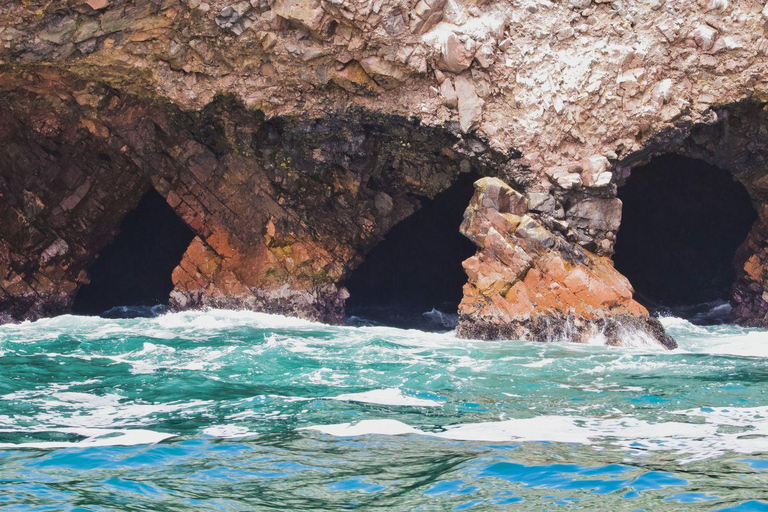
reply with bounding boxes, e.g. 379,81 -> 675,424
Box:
1,0 -> 767,347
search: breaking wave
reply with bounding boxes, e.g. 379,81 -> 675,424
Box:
0,309 -> 766,510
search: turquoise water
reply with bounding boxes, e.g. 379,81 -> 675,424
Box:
0,310 -> 766,511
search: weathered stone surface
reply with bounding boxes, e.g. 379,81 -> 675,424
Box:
457,177 -> 676,349
454,74 -> 483,133
567,198 -> 622,233
0,0 -> 767,346
273,0 -> 325,31
330,62 -> 381,95
581,155 -> 612,188
0,71 -> 504,324
359,57 -> 407,90
437,32 -> 476,73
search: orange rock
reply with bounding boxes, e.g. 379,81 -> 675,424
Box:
458,176 -> 674,348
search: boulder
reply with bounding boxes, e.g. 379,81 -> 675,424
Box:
330,62 -> 381,95
359,57 -> 408,90
581,156 -> 613,188
273,0 -> 325,31
438,33 -> 476,73
566,198 -> 622,232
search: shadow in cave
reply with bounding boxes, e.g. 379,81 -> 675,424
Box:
612,154 -> 757,324
344,174 -> 479,331
72,188 -> 195,318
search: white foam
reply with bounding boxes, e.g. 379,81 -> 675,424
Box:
0,427 -> 174,449
329,388 -> 442,408
520,358 -> 553,368
302,419 -> 419,437
659,315 -> 710,333
1,390 -> 213,429
304,406 -> 768,462
661,316 -> 768,358
203,424 -> 257,438
151,309 -> 320,331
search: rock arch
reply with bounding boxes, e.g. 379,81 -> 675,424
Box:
613,154 -> 757,317
343,172 -> 479,330
453,101 -> 768,347
613,101 -> 768,327
72,187 -> 195,316
0,69 -> 508,325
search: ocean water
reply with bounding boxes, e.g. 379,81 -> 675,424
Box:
0,310 -> 766,511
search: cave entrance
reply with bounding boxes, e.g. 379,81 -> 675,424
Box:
344,174 -> 478,331
613,154 -> 757,323
72,188 -> 195,317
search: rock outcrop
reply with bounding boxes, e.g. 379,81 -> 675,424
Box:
1,0 -> 767,347
457,177 -> 675,348
0,70 -> 508,324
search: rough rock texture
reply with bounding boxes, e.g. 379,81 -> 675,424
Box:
457,177 -> 675,348
0,70 -> 504,323
1,0 -> 768,345
607,102 -> 768,327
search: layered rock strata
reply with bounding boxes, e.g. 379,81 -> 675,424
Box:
1,0 -> 767,346
0,70 -> 504,323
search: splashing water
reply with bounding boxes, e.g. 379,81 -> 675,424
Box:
0,310 -> 766,510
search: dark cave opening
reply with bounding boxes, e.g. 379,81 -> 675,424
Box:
612,154 -> 757,322
72,188 -> 195,317
344,173 -> 479,331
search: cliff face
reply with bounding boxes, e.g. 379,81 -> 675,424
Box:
1,0 -> 767,347
0,71 -> 504,324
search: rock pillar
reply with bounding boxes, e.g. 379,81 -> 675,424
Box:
456,177 -> 676,349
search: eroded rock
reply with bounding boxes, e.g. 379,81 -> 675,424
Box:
455,74 -> 483,133
457,177 -> 676,349
0,0 -> 767,345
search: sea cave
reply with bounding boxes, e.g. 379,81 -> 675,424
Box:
612,154 -> 757,323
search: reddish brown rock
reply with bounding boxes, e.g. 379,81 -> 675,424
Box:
456,177 -> 676,349
0,70 -> 504,324
0,0 -> 767,348
732,213 -> 768,327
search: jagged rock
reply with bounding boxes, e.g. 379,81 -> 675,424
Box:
691,24 -> 718,50
438,32 -> 476,73
474,42 -> 495,68
359,57 -> 407,89
581,155 -> 612,188
0,75 -> 476,324
652,78 -> 673,106
330,62 -> 381,95
273,0 -> 325,31
411,0 -> 447,34
526,192 -> 557,215
85,0 -> 109,10
566,198 -> 622,233
457,177 -> 675,349
705,0 -> 728,12
546,166 -> 582,190
39,16 -> 77,45
454,74 -> 483,133
439,78 -> 458,108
